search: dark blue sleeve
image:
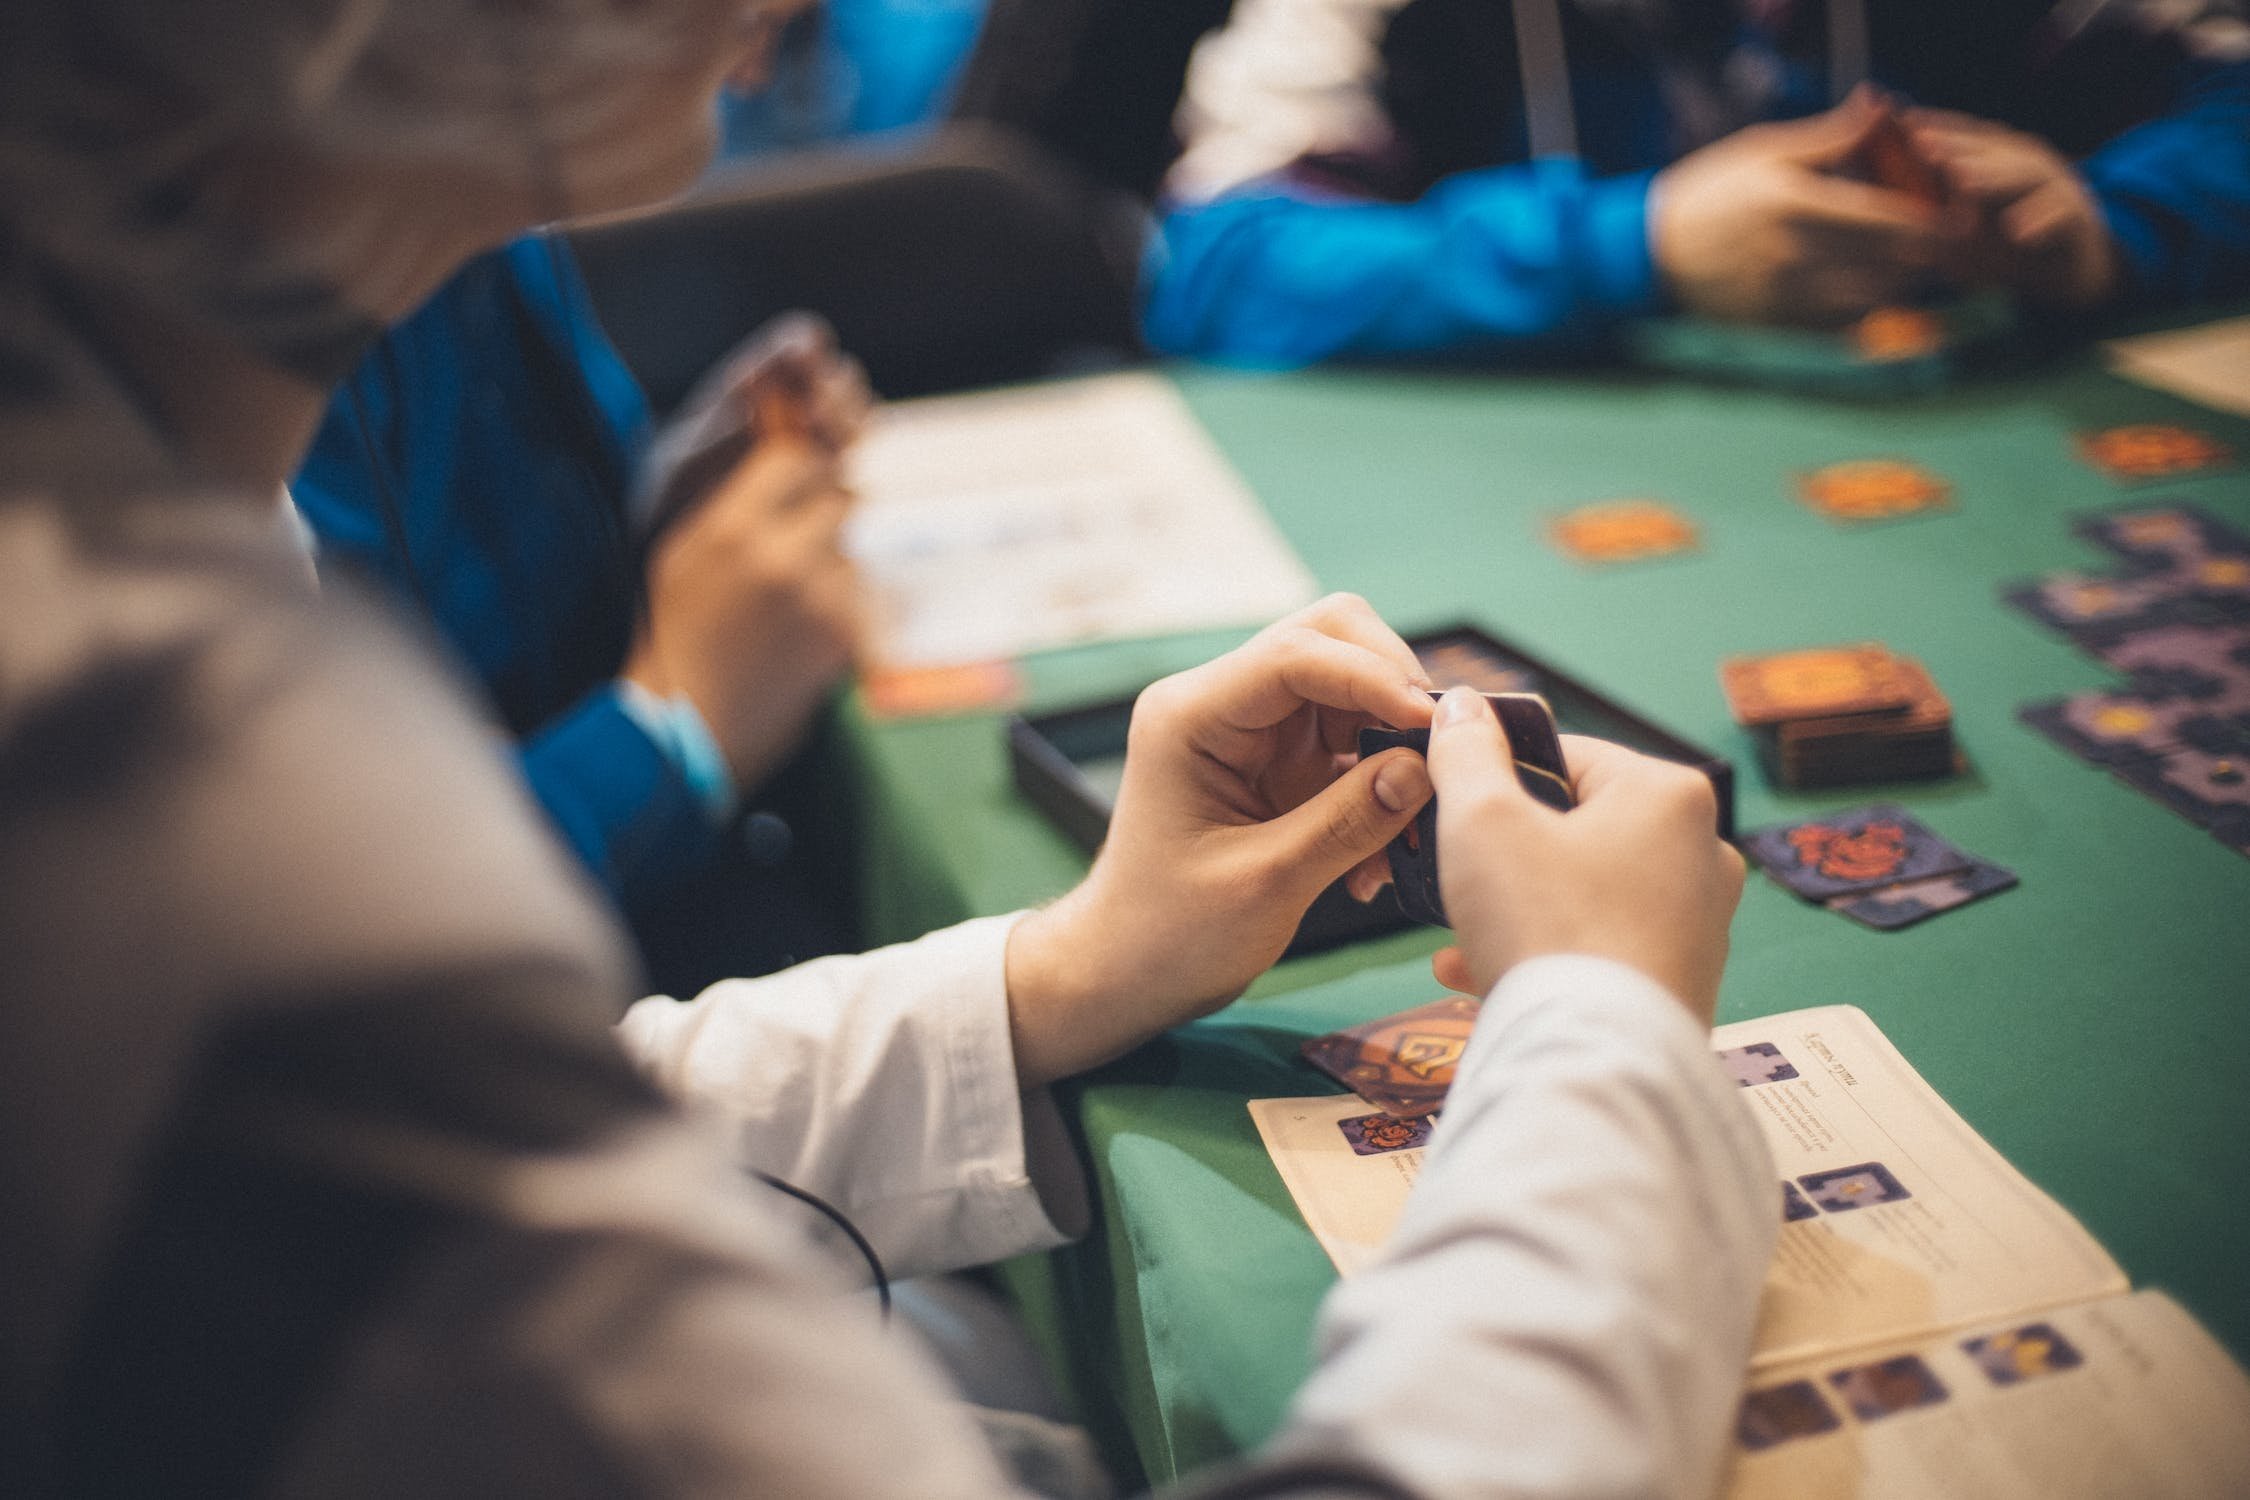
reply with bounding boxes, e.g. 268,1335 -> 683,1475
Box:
519,690 -> 721,914
2084,60 -> 2250,307
1141,161 -> 1668,367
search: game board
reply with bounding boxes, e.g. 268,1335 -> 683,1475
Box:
2008,503 -> 2250,856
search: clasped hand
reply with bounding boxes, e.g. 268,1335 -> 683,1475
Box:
1003,598 -> 1746,1088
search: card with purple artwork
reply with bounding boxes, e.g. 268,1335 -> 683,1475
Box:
1337,1112 -> 1435,1156
1963,1323 -> 2086,1387
1736,1380 -> 1842,1451
1800,1160 -> 1911,1213
1825,858 -> 2019,930
1719,1041 -> 1801,1088
1828,1354 -> 1950,1421
1743,804 -> 1976,901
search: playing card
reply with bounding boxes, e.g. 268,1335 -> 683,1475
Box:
1742,803 -> 1977,901
1825,858 -> 2019,930
859,660 -> 1025,720
1415,638 -> 1538,697
2002,571 -> 2176,645
2074,503 -> 2250,568
1795,458 -> 1953,524
1545,498 -> 1701,564
1336,1112 -> 1436,1156
1301,996 -> 1480,1118
2074,424 -> 2234,483
1720,643 -> 1914,727
1360,692 -> 1574,927
2104,734 -> 2250,850
2017,693 -> 2185,768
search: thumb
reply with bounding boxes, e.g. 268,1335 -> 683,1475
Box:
1423,687 -> 1536,814
1258,746 -> 1430,899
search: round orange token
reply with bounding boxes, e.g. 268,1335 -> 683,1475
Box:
1546,499 -> 1700,563
1796,459 -> 1953,522
2076,424 -> 2233,480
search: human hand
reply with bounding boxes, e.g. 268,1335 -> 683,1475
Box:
622,383 -> 859,791
1906,109 -> 2118,309
1003,595 -> 1437,1085
1650,89 -> 1946,327
1422,690 -> 1744,1023
633,311 -> 871,536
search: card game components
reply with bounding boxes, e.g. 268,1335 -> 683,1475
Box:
1721,644 -> 1957,789
1360,693 -> 1574,927
1854,307 -> 1944,364
1743,804 -> 2014,928
859,659 -> 1026,721
2074,423 -> 2234,483
2008,502 -> 2250,858
1545,498 -> 1700,565
1301,996 -> 1479,1119
1794,459 -> 1954,525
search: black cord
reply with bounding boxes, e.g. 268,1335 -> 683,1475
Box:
752,1170 -> 892,1320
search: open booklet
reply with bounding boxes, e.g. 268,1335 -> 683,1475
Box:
1249,1004 -> 2250,1498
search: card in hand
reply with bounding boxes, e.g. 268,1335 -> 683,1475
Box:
1302,996 -> 1480,1118
1358,692 -> 1574,927
1742,803 -> 1976,902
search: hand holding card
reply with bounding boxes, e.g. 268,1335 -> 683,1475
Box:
1422,691 -> 1745,1021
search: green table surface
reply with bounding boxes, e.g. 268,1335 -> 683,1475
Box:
839,341 -> 2250,1488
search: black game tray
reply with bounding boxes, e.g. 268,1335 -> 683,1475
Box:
1006,625 -> 1736,958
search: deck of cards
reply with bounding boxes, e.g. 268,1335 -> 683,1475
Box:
1743,803 -> 2017,931
1721,643 -> 1957,789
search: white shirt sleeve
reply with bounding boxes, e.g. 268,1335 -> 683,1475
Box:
617,912 -> 1088,1283
1271,954 -> 1779,1500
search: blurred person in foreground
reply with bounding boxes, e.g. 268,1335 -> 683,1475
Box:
0,6 -> 1772,1500
1146,0 -> 2250,366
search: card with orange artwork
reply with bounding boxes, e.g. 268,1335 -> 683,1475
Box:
2073,423 -> 2234,483
859,659 -> 1025,720
1719,643 -> 1915,727
1546,498 -> 1701,564
1795,458 -> 1954,524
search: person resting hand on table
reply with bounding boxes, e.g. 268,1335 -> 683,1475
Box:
0,0 -> 1770,1489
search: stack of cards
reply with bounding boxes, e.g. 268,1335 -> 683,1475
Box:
1721,644 -> 1957,789
1301,997 -> 1479,1118
1742,803 -> 2017,930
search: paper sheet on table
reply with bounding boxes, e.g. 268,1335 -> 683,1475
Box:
2104,316 -> 2250,419
844,372 -> 1318,669
1250,1006 -> 2124,1368
1723,1291 -> 2250,1500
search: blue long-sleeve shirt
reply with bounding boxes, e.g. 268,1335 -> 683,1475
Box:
1146,3 -> 2250,369
293,235 -> 725,919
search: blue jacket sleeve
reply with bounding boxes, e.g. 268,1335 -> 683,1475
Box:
520,689 -> 722,916
1142,160 -> 1668,368
2084,60 -> 2250,308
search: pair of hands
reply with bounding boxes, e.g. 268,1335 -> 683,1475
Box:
622,316 -> 871,792
1651,86 -> 2116,327
1003,596 -> 1746,1087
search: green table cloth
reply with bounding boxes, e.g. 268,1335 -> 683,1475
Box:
839,339 -> 2250,1487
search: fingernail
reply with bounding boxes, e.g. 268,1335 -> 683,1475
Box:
1373,751 -> 1432,813
1433,686 -> 1483,727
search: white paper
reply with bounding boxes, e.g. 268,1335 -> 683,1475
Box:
1252,1005 -> 2124,1370
844,372 -> 1318,668
1724,1291 -> 2250,1500
1246,1093 -> 1426,1277
2104,316 -> 2250,420
1721,1005 -> 2126,1370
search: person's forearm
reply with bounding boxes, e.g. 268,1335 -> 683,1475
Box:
1142,164 -> 1666,366
1253,956 -> 1776,1500
2083,61 -> 2250,306
617,913 -> 1089,1280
